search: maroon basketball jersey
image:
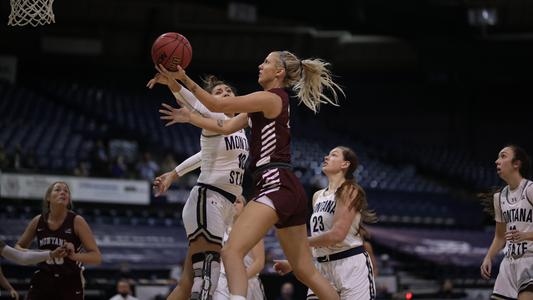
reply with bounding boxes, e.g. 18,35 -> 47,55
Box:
35,211 -> 83,275
248,88 -> 291,172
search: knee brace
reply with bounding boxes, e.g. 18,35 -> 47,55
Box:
190,251 -> 221,300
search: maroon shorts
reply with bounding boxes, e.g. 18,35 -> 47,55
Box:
252,167 -> 308,228
26,269 -> 84,300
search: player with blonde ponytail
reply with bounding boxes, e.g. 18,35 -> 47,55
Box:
156,50 -> 344,300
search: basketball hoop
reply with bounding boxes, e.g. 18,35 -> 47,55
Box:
8,0 -> 55,27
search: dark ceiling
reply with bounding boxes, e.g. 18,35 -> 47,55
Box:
1,0 -> 533,76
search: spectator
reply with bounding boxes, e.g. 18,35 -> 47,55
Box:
111,155 -> 128,178
109,279 -> 138,300
159,153 -> 177,174
375,283 -> 392,300
137,152 -> 159,181
11,144 -> 23,171
24,147 -> 38,170
73,161 -> 90,177
91,139 -> 110,177
379,254 -> 395,275
435,278 -> 466,299
0,144 -> 10,170
277,282 -> 295,300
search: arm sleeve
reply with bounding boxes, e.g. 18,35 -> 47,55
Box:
494,193 -> 503,223
174,152 -> 202,177
1,245 -> 51,265
173,88 -> 226,120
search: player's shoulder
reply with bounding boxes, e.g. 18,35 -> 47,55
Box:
312,189 -> 325,204
31,214 -> 42,224
524,179 -> 533,190
313,189 -> 325,197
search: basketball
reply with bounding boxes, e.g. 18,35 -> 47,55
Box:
151,32 -> 192,71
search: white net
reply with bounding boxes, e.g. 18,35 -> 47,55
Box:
8,0 -> 55,27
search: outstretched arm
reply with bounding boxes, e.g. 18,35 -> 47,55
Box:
2,244 -> 51,265
148,71 -> 224,119
153,152 -> 202,197
158,64 -> 281,116
160,105 -> 249,135
1,243 -> 68,266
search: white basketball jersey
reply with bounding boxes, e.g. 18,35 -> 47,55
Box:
197,128 -> 248,197
176,88 -> 249,197
311,189 -> 363,257
494,179 -> 533,258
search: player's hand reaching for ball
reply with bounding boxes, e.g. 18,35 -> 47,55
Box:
155,64 -> 186,82
160,103 -> 192,126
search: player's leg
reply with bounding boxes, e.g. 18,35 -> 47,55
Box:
491,258 -> 516,300
167,248 -> 193,300
337,253 -> 376,300
246,277 -> 266,300
276,224 -> 339,300
189,237 -> 222,300
517,256 -> 533,300
221,201 -> 277,298
182,186 -> 232,300
518,289 -> 533,300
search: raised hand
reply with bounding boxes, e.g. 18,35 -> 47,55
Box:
155,64 -> 186,82
159,103 -> 192,127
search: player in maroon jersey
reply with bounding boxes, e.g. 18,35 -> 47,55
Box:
156,50 -> 344,300
16,181 -> 101,300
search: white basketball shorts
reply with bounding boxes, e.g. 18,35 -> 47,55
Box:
182,184 -> 235,245
492,255 -> 533,299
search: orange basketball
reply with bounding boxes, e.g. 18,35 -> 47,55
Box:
151,32 -> 192,71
